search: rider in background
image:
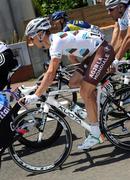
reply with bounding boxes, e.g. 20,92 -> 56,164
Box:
51,10 -> 91,32
105,0 -> 130,64
21,17 -> 115,150
0,41 -> 18,90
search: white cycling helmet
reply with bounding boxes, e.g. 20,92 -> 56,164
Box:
25,17 -> 51,37
105,0 -> 129,9
120,0 -> 129,4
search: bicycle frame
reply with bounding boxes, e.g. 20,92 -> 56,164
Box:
41,87 -> 104,134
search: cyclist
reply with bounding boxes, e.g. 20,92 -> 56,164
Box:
0,41 -> 18,90
105,0 -> 130,64
51,10 -> 91,32
20,17 -> 115,150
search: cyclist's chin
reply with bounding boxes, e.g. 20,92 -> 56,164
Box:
42,42 -> 50,49
112,16 -> 118,21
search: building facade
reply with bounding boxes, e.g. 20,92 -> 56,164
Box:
0,0 -> 35,42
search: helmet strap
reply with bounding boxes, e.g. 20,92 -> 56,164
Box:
37,31 -> 46,43
118,4 -> 126,17
60,19 -> 65,30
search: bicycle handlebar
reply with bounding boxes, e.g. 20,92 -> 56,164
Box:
114,60 -> 130,76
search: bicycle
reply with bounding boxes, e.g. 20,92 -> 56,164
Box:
7,61 -> 130,173
15,60 -> 130,149
16,63 -> 80,148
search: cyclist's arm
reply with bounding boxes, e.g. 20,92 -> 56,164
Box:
35,58 -> 60,97
111,22 -> 120,51
115,29 -> 126,54
116,26 -> 130,60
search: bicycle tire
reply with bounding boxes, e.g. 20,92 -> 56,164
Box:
100,86 -> 130,150
8,108 -> 73,173
15,108 -> 64,149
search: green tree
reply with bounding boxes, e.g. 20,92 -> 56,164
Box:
32,0 -> 88,16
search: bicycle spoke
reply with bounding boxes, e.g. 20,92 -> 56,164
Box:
9,108 -> 72,173
100,86 -> 130,150
107,117 -> 129,131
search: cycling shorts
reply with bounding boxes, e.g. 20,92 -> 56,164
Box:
76,41 -> 115,85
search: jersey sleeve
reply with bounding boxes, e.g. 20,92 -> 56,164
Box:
118,6 -> 130,30
128,6 -> 130,27
49,35 -> 63,59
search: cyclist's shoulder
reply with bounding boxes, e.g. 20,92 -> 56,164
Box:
123,5 -> 130,17
67,20 -> 90,26
52,32 -> 68,38
51,32 -> 68,44
127,5 -> 130,10
63,20 -> 90,31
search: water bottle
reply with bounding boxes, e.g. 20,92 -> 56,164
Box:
124,75 -> 130,85
71,102 -> 87,120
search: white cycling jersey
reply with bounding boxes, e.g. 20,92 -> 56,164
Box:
118,5 -> 130,31
49,29 -> 104,60
0,41 -> 8,53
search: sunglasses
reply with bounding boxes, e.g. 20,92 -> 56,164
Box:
29,37 -> 34,41
107,8 -> 115,12
28,31 -> 46,41
107,5 -> 118,12
28,32 -> 37,39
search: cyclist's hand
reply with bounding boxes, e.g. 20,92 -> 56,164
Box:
18,94 -> 39,105
112,59 -> 119,68
107,65 -> 116,74
107,59 -> 120,73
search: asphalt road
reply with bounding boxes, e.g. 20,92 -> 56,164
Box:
1,118 -> 130,180
1,79 -> 130,180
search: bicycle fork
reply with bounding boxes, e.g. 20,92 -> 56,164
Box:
37,103 -> 49,142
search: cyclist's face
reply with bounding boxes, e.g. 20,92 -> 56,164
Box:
107,6 -> 120,21
52,19 -> 64,32
27,32 -> 50,49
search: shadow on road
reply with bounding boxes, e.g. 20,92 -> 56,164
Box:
1,133 -> 130,175
62,142 -> 130,172
1,133 -> 79,162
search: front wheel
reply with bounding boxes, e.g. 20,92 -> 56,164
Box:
9,109 -> 73,173
100,86 -> 130,150
14,108 -> 64,149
